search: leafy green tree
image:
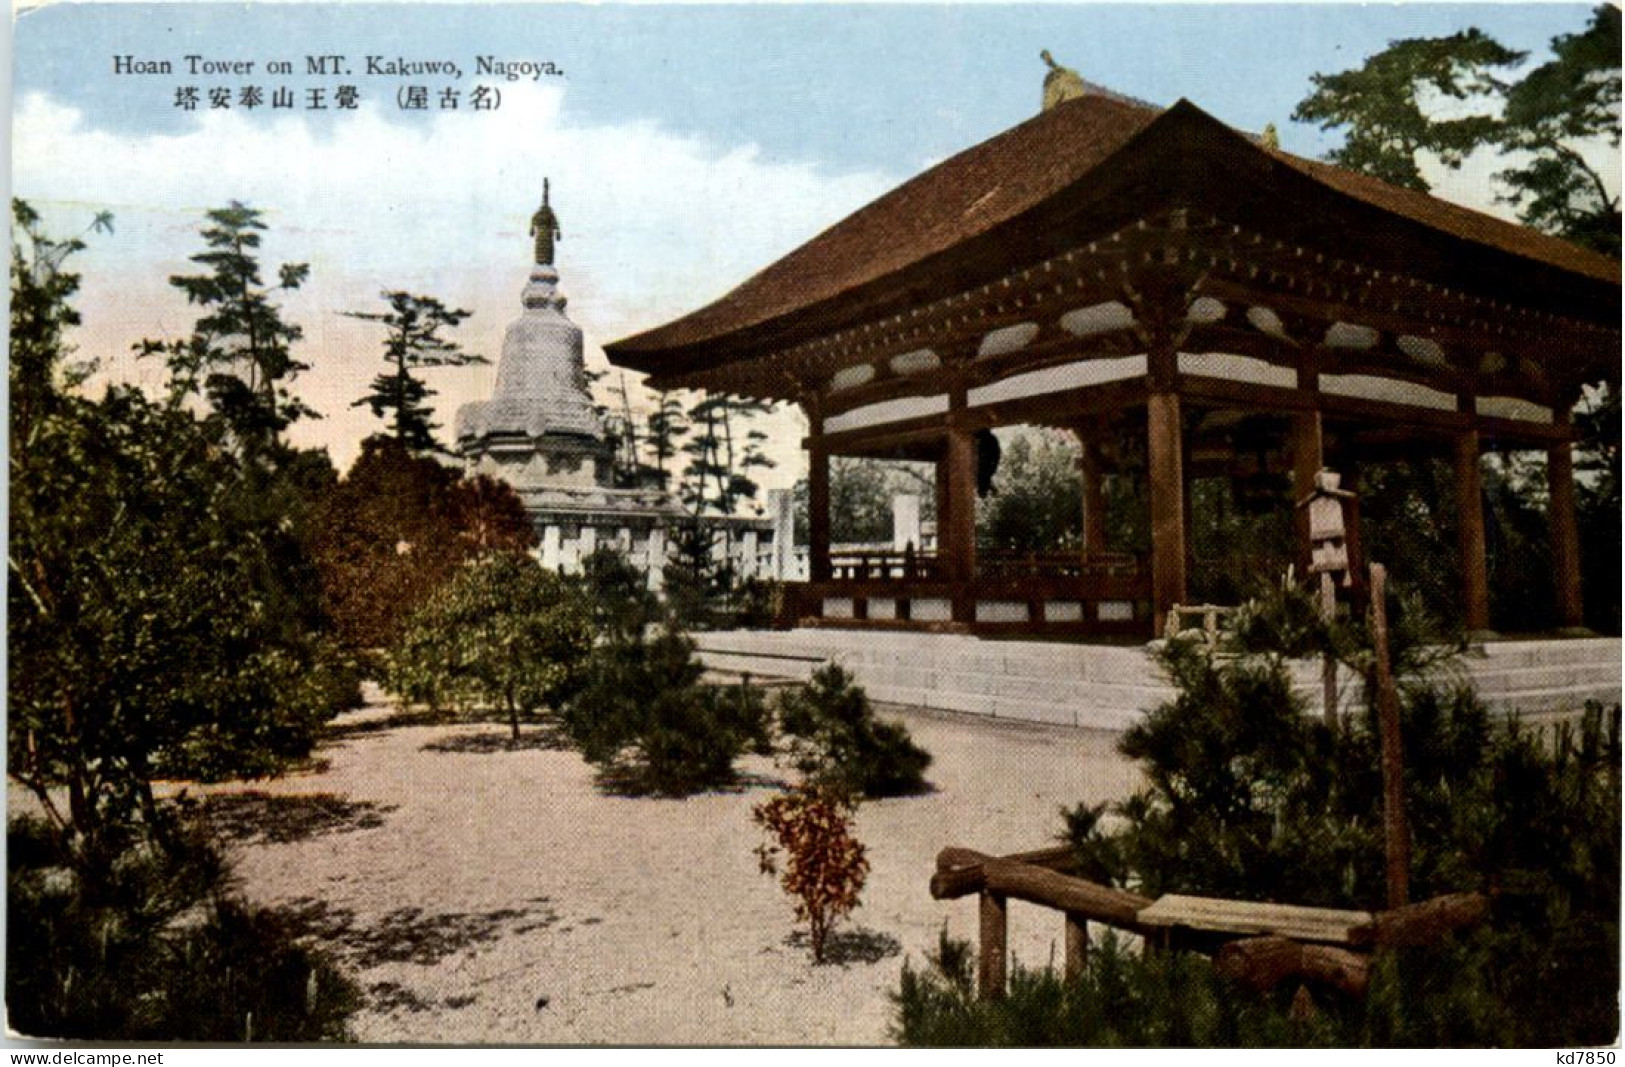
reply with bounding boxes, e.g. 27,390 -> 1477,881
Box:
1055,589 -> 1618,1045
976,431 -> 1083,554
1292,29 -> 1522,191
10,200 -> 111,442
11,389 -> 342,863
792,458 -> 936,546
389,553 -> 593,740
9,204 -> 342,866
345,290 -> 483,452
1496,5 -> 1622,254
577,545 -> 661,645
9,816 -> 360,1041
139,202 -> 314,460
1574,384 -> 1620,632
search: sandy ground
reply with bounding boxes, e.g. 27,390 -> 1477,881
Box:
178,692 -> 1143,1045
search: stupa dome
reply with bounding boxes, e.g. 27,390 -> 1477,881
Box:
455,263 -> 605,446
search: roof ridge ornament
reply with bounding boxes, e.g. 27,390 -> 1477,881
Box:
1040,50 -> 1088,112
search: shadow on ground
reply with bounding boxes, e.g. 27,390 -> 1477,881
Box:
593,767 -> 792,799
323,708 -> 453,741
198,791 -> 397,846
279,895 -> 562,969
784,927 -> 903,967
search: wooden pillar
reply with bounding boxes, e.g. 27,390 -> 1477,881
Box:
1452,429 -> 1491,634
808,432 -> 832,582
945,424 -> 978,620
1548,418 -> 1585,631
1182,423 -> 1197,581
944,356 -> 978,622
978,891 -> 1008,1000
935,450 -> 952,555
1079,440 -> 1108,558
1148,393 -> 1187,634
1291,410 -> 1324,577
1370,563 -> 1412,909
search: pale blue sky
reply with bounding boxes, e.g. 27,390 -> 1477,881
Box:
11,4 -> 1613,475
16,3 -> 1600,167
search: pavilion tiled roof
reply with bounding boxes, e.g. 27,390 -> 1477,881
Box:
607,89 -> 1619,375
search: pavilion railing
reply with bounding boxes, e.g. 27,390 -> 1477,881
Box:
978,550 -> 1142,581
828,548 -> 945,581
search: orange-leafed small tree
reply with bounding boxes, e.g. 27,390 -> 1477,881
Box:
753,785 -> 869,963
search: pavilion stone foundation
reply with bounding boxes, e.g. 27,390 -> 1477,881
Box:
692,629 -> 1622,731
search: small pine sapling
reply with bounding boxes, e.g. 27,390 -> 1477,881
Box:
778,664 -> 932,797
753,784 -> 870,963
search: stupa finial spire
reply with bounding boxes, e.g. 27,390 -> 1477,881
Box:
530,179 -> 562,266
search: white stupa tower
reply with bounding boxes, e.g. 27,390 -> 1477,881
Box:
456,182 -> 683,573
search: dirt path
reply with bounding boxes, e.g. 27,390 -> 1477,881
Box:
206,695 -> 1143,1045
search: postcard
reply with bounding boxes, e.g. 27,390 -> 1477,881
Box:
9,0 -> 1621,1048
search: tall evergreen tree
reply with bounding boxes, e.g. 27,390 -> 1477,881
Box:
1292,29 -> 1521,192
345,290 -> 482,452
1496,5 -> 1622,255
644,390 -> 689,489
1292,9 -> 1620,254
139,201 -> 314,459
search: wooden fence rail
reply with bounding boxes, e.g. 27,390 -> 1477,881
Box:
932,844 -> 1488,1003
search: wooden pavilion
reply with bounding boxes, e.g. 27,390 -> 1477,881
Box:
606,81 -> 1620,639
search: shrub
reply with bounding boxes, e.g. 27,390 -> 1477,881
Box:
753,784 -> 870,963
561,627 -> 771,794
891,927 -> 1339,1046
389,554 -> 593,739
577,545 -> 661,645
778,664 -> 931,797
7,815 -> 360,1042
727,576 -> 783,630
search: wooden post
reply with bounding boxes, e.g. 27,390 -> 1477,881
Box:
978,891 -> 1008,999
1547,420 -> 1585,631
1319,571 -> 1339,727
1369,563 -> 1411,910
1063,913 -> 1089,983
1452,429 -> 1491,634
808,431 -> 832,582
944,425 -> 977,580
1292,410 -> 1323,578
1079,440 -> 1108,559
1147,392 -> 1187,634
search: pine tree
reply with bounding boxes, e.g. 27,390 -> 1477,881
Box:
345,290 -> 483,452
1292,30 -> 1522,192
140,202 -> 314,460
